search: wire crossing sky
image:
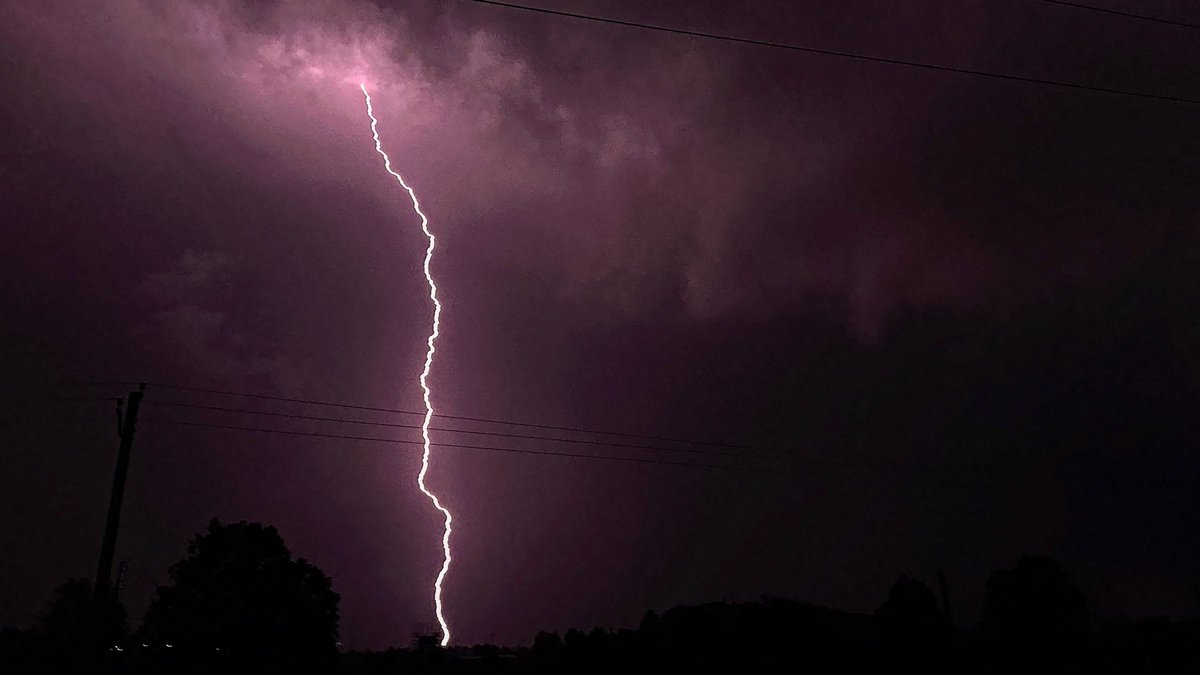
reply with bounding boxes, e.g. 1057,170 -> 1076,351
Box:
461,0 -> 1200,105
360,83 -> 454,646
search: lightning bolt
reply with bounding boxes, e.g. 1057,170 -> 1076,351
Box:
361,83 -> 453,647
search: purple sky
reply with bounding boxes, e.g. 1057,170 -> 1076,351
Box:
2,0 -> 1199,649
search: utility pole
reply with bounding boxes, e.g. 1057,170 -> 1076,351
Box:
114,560 -> 128,602
936,569 -> 954,627
94,384 -> 144,603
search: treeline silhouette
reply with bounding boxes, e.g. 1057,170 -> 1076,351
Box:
344,561 -> 1199,675
3,519 -> 1197,674
2,519 -> 339,675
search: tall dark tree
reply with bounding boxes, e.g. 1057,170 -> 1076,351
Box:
14,578 -> 130,673
979,556 -> 1088,672
40,578 -> 128,652
140,519 -> 339,672
874,574 -> 952,668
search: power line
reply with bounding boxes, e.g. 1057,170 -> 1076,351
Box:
140,405 -> 994,480
139,417 -> 1008,490
0,415 -> 110,426
139,417 -> 786,474
143,400 -> 787,461
140,416 -> 1003,489
1036,0 -> 1200,30
146,399 -> 990,475
0,381 -> 132,389
458,0 -> 1200,105
20,380 -> 989,475
11,397 -> 122,404
138,381 -> 786,456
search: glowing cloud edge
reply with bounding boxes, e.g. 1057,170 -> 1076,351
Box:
360,82 -> 453,647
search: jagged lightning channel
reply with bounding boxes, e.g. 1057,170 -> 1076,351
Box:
361,83 -> 453,646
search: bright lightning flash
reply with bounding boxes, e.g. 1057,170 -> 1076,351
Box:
361,83 -> 453,647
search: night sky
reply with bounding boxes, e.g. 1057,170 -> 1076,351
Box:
2,0 -> 1199,650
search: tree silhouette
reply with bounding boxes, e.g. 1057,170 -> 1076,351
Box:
41,579 -> 128,651
874,574 -> 952,669
13,578 -> 130,673
140,519 -> 339,672
979,555 -> 1088,672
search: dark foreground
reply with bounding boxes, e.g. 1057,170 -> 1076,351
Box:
5,595 -> 1199,674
